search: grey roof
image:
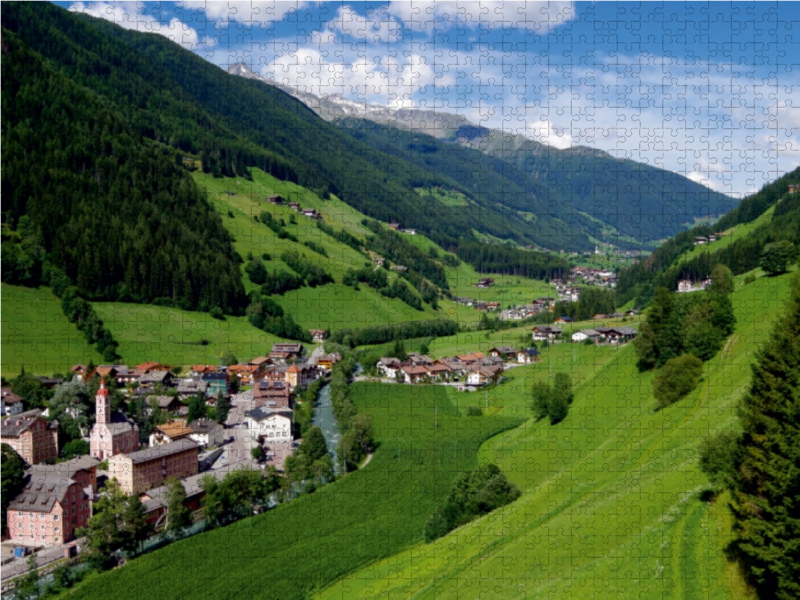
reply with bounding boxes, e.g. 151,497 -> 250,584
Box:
189,419 -> 222,434
577,329 -> 601,336
100,411 -> 140,435
176,380 -> 208,394
138,371 -> 172,384
617,327 -> 638,335
30,455 -> 100,481
8,473 -> 78,513
246,406 -> 293,421
1,409 -> 49,438
119,438 -> 199,464
149,395 -> 181,409
519,348 -> 540,356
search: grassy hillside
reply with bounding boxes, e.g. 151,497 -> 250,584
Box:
61,384 -> 522,600
319,271 -> 794,600
91,302 -> 290,368
1,284 -> 102,377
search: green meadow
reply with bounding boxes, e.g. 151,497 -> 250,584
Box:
318,272 -> 794,600
1,283 -> 102,377
62,384 -> 523,600
92,302 -> 290,368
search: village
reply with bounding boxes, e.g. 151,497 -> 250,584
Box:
0,313 -> 638,574
0,341 -> 342,573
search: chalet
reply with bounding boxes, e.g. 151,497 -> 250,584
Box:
572,329 -> 602,343
616,327 -> 639,343
466,365 -> 503,387
388,222 -> 401,230
694,236 -> 708,246
1,387 -> 25,416
373,257 -> 385,267
499,309 -> 523,321
534,297 -> 556,309
426,363 -> 452,381
394,265 -> 408,272
253,381 -> 292,409
489,346 -> 517,360
302,209 -> 323,220
245,406 -> 293,443
554,316 -> 573,324
625,309 -> 639,317
267,195 -> 284,204
788,183 -> 799,194
190,365 -> 217,377
140,470 -> 212,528
269,343 -> 305,362
593,314 -> 608,320
439,358 -> 468,377
38,377 -> 64,389
316,353 -> 341,372
309,329 -> 327,343
677,279 -> 699,293
479,355 -> 505,367
708,234 -> 719,242
149,420 -> 193,447
408,353 -> 434,366
400,228 -> 417,235
288,201 -> 301,211
265,366 -> 289,384
248,356 -> 272,368
70,364 -> 87,381
227,364 -> 265,386
139,370 -> 174,388
532,326 -> 563,342
285,364 -> 317,390
85,365 -> 119,382
516,348 -> 541,364
486,302 -> 500,312
136,362 -> 170,374
149,395 -> 186,414
176,379 -> 209,399
401,364 -> 430,384
456,351 -> 485,365
455,297 -> 475,307
475,278 -> 495,288
475,301 -> 488,311
1,409 -> 58,465
377,358 -> 403,379
600,328 -> 625,344
187,419 -> 225,448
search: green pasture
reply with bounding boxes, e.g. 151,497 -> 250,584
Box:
92,302 -> 290,368
319,272 -> 793,600
1,284 -> 102,376
63,384 -> 522,600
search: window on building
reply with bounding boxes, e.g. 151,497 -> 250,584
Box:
54,515 -> 60,521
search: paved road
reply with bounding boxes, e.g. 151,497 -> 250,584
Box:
212,390 -> 257,472
1,544 -> 70,583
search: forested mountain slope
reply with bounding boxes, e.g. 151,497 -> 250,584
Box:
230,62 -> 737,247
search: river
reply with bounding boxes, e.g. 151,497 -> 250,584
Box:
310,381 -> 341,472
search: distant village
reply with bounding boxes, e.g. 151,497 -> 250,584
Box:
1,341 -> 342,553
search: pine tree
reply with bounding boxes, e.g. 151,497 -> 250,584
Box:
731,274 -> 800,599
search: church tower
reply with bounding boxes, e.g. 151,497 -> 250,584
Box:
96,379 -> 110,425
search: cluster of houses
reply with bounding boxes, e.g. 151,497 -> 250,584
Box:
677,278 -> 712,294
498,297 -> 556,321
531,325 -> 639,345
377,347 -> 541,388
266,195 -> 322,220
557,266 -> 618,289
693,233 -> 723,246
2,342 -> 343,551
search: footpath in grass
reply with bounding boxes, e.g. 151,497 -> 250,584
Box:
1,283 -> 102,376
64,383 -> 523,600
319,273 -> 792,600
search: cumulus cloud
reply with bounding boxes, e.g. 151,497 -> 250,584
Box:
322,5 -> 401,44
387,0 -> 575,32
70,1 -> 207,48
180,1 -> 309,26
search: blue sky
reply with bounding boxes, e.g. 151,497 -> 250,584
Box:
58,1 -> 800,198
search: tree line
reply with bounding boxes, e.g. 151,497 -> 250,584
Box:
328,319 -> 459,348
698,273 -> 800,599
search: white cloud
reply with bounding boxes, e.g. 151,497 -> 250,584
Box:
387,1 -> 575,32
180,1 -> 308,26
70,1 -> 206,48
323,6 -> 401,44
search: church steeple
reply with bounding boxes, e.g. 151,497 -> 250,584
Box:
96,379 -> 110,424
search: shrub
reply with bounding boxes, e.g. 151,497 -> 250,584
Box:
698,430 -> 742,489
653,354 -> 704,409
465,405 -> 483,417
760,240 -> 797,275
209,306 -> 225,320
